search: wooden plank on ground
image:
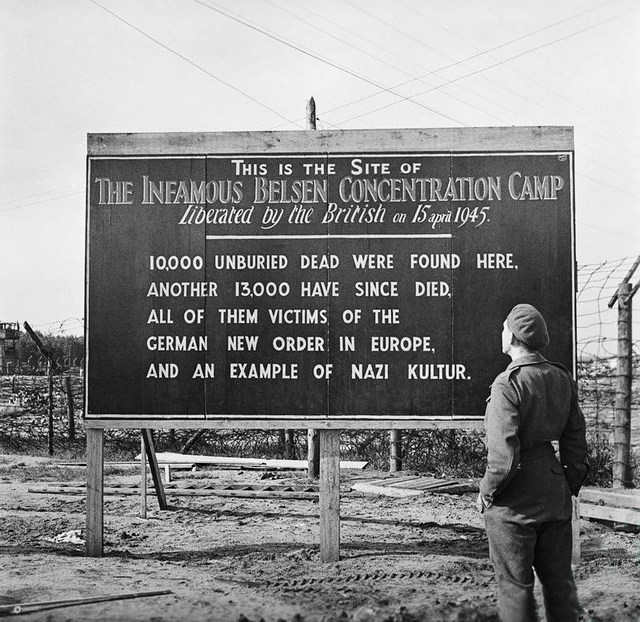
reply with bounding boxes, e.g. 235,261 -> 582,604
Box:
29,486 -> 321,501
139,452 -> 367,470
352,482 -> 423,497
352,476 -> 479,497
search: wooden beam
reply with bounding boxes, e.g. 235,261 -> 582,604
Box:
579,502 -> 640,526
31,486 -> 321,501
86,427 -> 104,557
84,418 -> 484,431
319,430 -> 341,562
141,429 -> 168,510
580,488 -> 640,509
87,127 -> 574,156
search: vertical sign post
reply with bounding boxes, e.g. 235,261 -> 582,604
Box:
86,428 -> 104,557
306,96 -> 321,480
319,429 -> 341,562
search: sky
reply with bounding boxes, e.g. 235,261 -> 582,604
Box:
1,0 -> 639,340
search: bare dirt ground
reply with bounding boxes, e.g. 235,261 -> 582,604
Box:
0,454 -> 639,622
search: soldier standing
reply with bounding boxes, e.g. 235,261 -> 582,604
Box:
478,303 -> 589,621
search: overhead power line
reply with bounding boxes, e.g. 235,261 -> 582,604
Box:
335,4 -> 638,126
0,191 -> 84,213
88,0 -> 299,127
0,183 -> 82,208
267,0 -> 507,125
194,0 -> 467,126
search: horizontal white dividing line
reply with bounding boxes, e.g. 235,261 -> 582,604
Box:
206,234 -> 452,240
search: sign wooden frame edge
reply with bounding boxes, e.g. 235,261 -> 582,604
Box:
87,125 -> 574,155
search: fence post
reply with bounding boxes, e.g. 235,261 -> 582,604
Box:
65,375 -> 75,441
390,430 -> 402,472
613,281 -> 633,488
47,361 -> 54,456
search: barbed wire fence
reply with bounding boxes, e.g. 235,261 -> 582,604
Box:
576,257 -> 639,458
577,256 -> 639,361
0,257 -> 638,483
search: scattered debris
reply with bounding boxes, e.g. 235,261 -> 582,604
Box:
43,529 -> 84,545
352,476 -> 478,497
0,590 -> 173,617
136,452 -> 368,471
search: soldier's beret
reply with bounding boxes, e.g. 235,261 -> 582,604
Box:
507,303 -> 549,350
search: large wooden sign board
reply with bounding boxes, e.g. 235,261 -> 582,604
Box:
84,127 -> 575,558
86,127 -> 575,425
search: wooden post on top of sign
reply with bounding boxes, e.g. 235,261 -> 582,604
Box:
306,96 -> 321,480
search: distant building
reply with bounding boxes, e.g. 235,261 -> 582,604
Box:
0,322 -> 21,374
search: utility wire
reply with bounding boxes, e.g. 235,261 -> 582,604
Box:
335,5 -> 638,126
194,0 -> 467,126
577,219 -> 640,242
318,0 -> 629,120
88,0 -> 299,127
268,0 -> 640,177
410,1 -> 640,160
0,183 -> 82,208
0,191 -> 84,213
269,0 -> 640,189
268,0 -> 507,125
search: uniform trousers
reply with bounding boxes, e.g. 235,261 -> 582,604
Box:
484,449 -> 580,622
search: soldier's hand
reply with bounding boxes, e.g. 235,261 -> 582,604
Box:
476,492 -> 486,514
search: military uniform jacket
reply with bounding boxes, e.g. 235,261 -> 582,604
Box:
480,353 -> 588,511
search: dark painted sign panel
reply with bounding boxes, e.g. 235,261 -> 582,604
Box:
86,145 -> 574,420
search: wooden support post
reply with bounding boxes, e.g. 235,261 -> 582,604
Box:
613,281 -> 633,488
140,433 -> 147,519
65,375 -> 75,441
285,430 -> 295,459
390,430 -> 402,472
47,362 -> 54,456
571,496 -> 580,567
319,429 -> 340,562
308,429 -> 320,479
141,429 -> 168,510
86,427 -> 104,557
